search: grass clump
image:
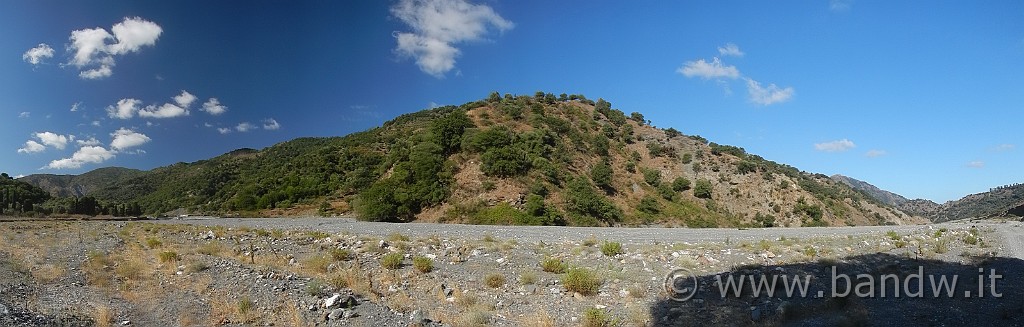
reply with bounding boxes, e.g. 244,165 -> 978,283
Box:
238,297 -> 254,314
157,251 -> 179,263
964,234 -> 978,245
886,230 -> 900,241
935,238 -> 949,254
304,254 -> 333,274
582,308 -> 614,327
329,248 -> 353,261
519,271 -> 538,285
380,252 -> 404,270
600,241 -> 623,257
144,237 -> 163,249
413,256 -> 434,273
387,233 -> 410,242
484,272 -> 506,288
307,231 -> 330,240
196,242 -> 224,256
540,257 -> 568,273
563,267 -> 601,296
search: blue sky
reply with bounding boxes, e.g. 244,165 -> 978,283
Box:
2,1 -> 1022,203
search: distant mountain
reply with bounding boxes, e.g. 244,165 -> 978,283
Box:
21,93 -> 923,227
832,174 -> 1024,222
18,167 -> 143,198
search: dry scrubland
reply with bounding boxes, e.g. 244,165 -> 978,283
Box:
0,220 -> 1018,326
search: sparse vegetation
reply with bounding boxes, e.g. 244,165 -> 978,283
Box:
563,267 -> 601,296
600,241 -> 623,256
381,252 -> 404,270
484,272 -> 506,288
413,256 -> 434,273
541,257 -> 568,274
582,308 -> 614,327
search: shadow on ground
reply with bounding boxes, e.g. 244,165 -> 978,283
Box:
650,253 -> 1024,326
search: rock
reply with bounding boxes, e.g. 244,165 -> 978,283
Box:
379,240 -> 389,249
595,305 -> 607,309
328,308 -> 346,320
203,231 -> 215,240
410,309 -> 429,324
0,303 -> 8,315
519,285 -> 537,294
573,292 -> 584,300
324,293 -> 342,308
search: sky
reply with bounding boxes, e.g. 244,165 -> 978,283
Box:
1,1 -> 1022,203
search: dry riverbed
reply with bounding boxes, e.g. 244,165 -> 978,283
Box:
0,219 -> 1021,326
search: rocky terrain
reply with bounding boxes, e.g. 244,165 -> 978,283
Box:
1,218 -> 1021,326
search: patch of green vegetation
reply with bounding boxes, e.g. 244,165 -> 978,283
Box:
380,252 -> 404,270
563,267 -> 601,296
540,257 -> 568,274
601,241 -> 623,256
413,256 -> 433,273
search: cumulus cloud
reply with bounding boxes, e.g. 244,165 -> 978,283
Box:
76,137 -> 101,147
44,146 -> 115,170
746,78 -> 795,105
17,140 -> 46,154
217,127 -> 232,134
865,149 -> 887,157
35,132 -> 72,150
235,122 -> 256,132
814,139 -> 856,152
23,43 -> 54,65
18,112 -> 30,118
717,43 -> 744,57
173,90 -> 197,108
65,17 -> 162,79
391,0 -> 514,77
70,102 -> 82,112
107,98 -> 141,119
201,98 -> 227,115
110,128 -> 151,151
262,118 -> 280,130
677,57 -> 740,80
138,103 -> 187,118
966,161 -> 985,169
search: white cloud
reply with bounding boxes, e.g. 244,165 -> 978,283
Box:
814,139 -> 856,152
236,122 -> 256,132
44,146 -> 115,170
110,128 -> 151,151
993,144 -> 1015,152
79,65 -> 113,79
35,132 -> 72,150
17,140 -> 46,154
23,43 -> 54,65
91,121 -> 101,127
107,98 -> 141,119
865,149 -> 887,157
65,17 -> 161,79
830,0 -> 852,12
966,161 -> 985,169
746,78 -> 795,105
262,118 -> 280,130
138,103 -> 188,118
392,0 -> 514,78
201,98 -> 227,115
107,17 -> 163,55
717,43 -> 744,57
70,102 -> 82,112
77,137 -> 101,147
217,127 -> 232,134
173,90 -> 197,108
677,57 -> 740,80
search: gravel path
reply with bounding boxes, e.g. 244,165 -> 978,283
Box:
155,217 -> 971,245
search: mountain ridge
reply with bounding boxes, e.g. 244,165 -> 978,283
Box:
20,92 -> 923,227
831,174 -> 1024,222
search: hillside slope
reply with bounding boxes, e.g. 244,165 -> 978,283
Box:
833,175 -> 1024,222
23,93 -> 922,227
18,167 -> 143,198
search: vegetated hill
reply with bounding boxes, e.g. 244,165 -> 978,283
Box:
832,175 -> 1024,222
26,92 -> 924,227
18,167 -> 143,198
0,172 -> 51,215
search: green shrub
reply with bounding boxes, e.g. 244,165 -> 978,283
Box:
590,160 -> 613,191
600,242 -> 623,256
693,179 -> 713,199
886,230 -> 900,241
413,256 -> 433,273
519,271 -> 538,285
642,168 -> 661,186
671,177 -> 691,191
563,268 -> 601,295
145,237 -> 162,249
964,234 -> 978,245
380,253 -> 404,270
637,196 -> 661,215
657,184 -> 675,201
238,297 -> 254,314
565,178 -> 623,224
540,258 -> 567,273
330,248 -> 352,261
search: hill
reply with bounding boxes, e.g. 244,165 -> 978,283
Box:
0,173 -> 51,216
832,175 -> 1024,222
17,167 -> 143,198
22,92 -> 923,227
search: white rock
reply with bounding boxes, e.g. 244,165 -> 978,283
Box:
324,293 -> 342,308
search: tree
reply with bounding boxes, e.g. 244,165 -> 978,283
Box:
565,178 -> 623,225
630,112 -> 645,124
642,168 -> 661,187
664,127 -> 681,138
637,196 -> 661,214
431,110 -> 473,154
693,179 -> 713,199
590,160 -> 613,191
